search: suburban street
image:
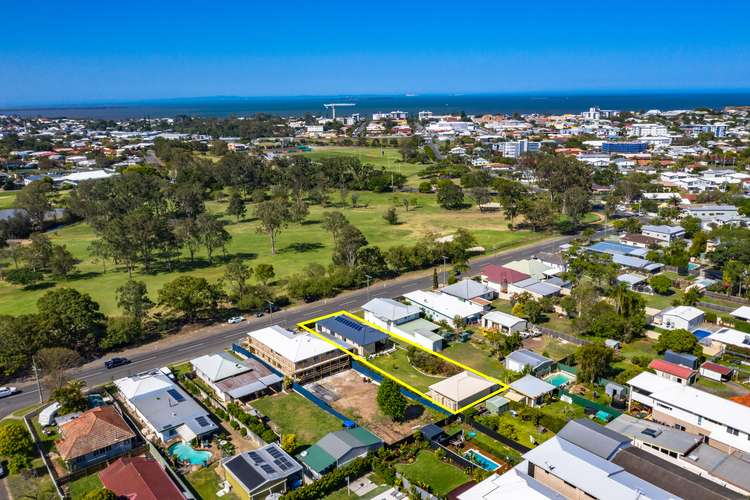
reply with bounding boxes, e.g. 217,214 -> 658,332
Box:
0,233 -> 574,419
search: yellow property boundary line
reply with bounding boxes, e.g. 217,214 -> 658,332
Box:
297,310 -> 508,414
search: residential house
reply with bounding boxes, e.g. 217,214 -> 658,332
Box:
729,306 -> 750,322
57,406 -> 138,472
503,259 -> 555,279
703,327 -> 750,356
481,311 -> 528,334
620,233 -> 662,249
649,359 -> 698,386
426,371 -> 498,412
298,427 -> 383,479
190,352 -> 282,403
683,204 -> 739,219
363,298 -> 443,351
641,225 -> 686,244
700,362 -> 734,382
223,444 -> 303,500
507,375 -> 556,407
403,290 -> 484,327
457,468 -> 565,500
479,264 -> 530,297
316,314 -> 390,356
246,325 -> 350,384
555,418 -> 631,460
658,306 -> 704,331
115,370 -> 218,443
508,277 -> 564,299
504,349 -> 553,376
534,252 -> 567,273
441,278 -> 496,309
627,371 -> 750,453
99,456 -> 185,500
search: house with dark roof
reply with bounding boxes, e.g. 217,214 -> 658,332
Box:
316,315 -> 390,356
479,264 -> 530,296
700,361 -> 734,382
99,456 -> 185,500
56,406 -> 138,471
440,278 -> 496,308
556,418 -> 630,460
222,443 -> 302,500
298,427 -> 383,479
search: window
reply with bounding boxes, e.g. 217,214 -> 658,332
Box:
727,426 -> 739,436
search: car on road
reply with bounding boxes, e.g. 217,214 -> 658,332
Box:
227,316 -> 245,324
0,387 -> 18,399
254,311 -> 264,318
104,357 -> 131,369
0,461 -> 6,478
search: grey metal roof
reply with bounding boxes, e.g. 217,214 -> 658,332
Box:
315,428 -> 381,461
441,279 -> 493,300
606,414 -> 702,455
509,374 -> 556,398
362,298 -> 420,322
506,349 -> 552,369
317,315 -> 387,346
557,419 -> 630,460
683,443 -> 750,494
523,282 -> 561,296
642,225 -> 685,235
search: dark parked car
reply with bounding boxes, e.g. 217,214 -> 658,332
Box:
104,357 -> 131,369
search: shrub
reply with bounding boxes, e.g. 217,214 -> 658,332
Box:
704,311 -> 717,323
418,181 -> 432,193
282,457 -> 371,500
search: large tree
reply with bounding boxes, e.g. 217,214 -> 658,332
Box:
116,280 -> 153,325
15,180 -> 51,229
376,378 -> 407,422
575,344 -> 613,384
333,224 -> 368,268
254,199 -> 292,255
655,329 -> 699,355
0,315 -> 41,377
36,288 -> 106,355
158,276 -> 223,321
222,259 -> 253,304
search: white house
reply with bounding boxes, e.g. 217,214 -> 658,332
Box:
659,306 -> 704,332
504,349 -> 553,376
403,290 -> 483,327
481,311 -> 528,334
362,297 -> 443,351
627,371 -> 750,454
683,204 -> 739,219
641,225 -> 685,244
190,352 -> 282,403
440,279 -> 496,308
115,370 -> 218,443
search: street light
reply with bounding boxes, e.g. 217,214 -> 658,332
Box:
364,274 -> 373,301
442,256 -> 448,286
266,300 -> 275,318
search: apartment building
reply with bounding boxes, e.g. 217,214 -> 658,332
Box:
627,372 -> 750,454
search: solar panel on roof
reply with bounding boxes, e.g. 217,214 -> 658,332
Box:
247,451 -> 263,464
268,447 -> 283,459
166,389 -> 185,402
195,416 -> 211,427
275,457 -> 295,471
260,463 -> 275,474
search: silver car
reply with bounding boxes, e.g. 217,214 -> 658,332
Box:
0,386 -> 19,399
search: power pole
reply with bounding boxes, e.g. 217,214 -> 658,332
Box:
442,255 -> 448,286
32,355 -> 43,404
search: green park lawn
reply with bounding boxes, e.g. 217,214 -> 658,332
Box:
0,179 -> 546,315
299,146 -> 426,184
0,190 -> 17,209
250,392 -> 342,445
395,450 -> 469,496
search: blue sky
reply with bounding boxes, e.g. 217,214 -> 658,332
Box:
2,0 -> 750,105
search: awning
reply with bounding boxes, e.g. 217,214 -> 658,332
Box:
177,423 -> 197,442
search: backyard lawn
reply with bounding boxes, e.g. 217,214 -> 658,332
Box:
395,450 -> 469,497
368,346 -> 448,394
187,463 -> 240,500
251,392 -> 343,445
441,341 -> 508,380
67,473 -> 103,499
6,471 -> 58,500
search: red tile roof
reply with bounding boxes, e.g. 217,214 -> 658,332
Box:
99,457 -> 184,500
649,359 -> 696,379
480,264 -> 530,285
700,361 -> 733,376
57,406 -> 135,460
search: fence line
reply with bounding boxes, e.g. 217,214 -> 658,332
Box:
351,361 -> 450,416
292,383 -> 351,423
24,411 -> 65,499
535,326 -> 589,346
697,301 -> 735,313
463,415 -> 531,454
559,389 -> 622,418
704,291 -> 749,305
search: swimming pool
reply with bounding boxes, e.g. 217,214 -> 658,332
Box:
464,449 -> 500,471
692,329 -> 712,340
168,442 -> 211,466
544,372 -> 575,387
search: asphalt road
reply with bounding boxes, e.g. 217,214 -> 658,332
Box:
0,233 -> 574,418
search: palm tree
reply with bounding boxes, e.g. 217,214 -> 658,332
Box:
609,282 -> 629,315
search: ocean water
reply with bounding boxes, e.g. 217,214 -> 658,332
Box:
2,92 -> 750,119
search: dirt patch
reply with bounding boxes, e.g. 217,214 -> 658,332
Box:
312,369 -> 437,444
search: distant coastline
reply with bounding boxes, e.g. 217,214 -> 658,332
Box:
2,91 -> 750,120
